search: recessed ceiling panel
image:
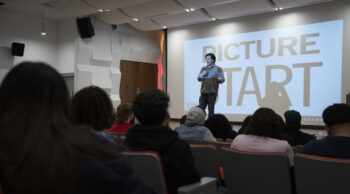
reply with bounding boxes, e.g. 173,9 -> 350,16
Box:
153,10 -> 210,28
47,0 -> 98,18
85,0 -> 151,10
178,0 -> 240,9
129,19 -> 162,31
206,0 -> 273,19
122,0 -> 182,19
273,0 -> 331,9
96,9 -> 132,25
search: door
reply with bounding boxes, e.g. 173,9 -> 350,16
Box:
119,60 -> 158,104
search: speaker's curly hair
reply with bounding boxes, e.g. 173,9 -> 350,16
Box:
71,86 -> 115,131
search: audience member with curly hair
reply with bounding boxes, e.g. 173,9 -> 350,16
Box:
204,114 -> 237,141
110,103 -> 134,133
0,62 -> 155,194
70,86 -> 117,144
231,107 -> 294,165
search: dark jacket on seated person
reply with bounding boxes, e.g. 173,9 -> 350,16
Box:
301,103 -> 350,159
301,136 -> 350,159
124,125 -> 200,194
76,134 -> 156,194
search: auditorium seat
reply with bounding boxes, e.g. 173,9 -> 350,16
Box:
294,153 -> 350,194
190,144 -> 220,179
202,140 -> 231,165
180,138 -> 201,145
221,147 -> 293,194
122,151 -> 217,194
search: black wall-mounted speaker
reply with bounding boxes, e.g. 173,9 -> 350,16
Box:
11,42 -> 25,56
76,17 -> 95,39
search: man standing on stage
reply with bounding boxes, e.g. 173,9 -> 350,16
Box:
197,53 -> 225,117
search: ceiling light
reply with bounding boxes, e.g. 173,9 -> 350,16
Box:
211,18 -> 216,21
133,18 -> 139,21
190,8 -> 195,11
185,8 -> 190,12
162,26 -> 167,29
105,9 -> 110,12
40,12 -> 46,36
279,7 -> 283,10
98,9 -> 103,12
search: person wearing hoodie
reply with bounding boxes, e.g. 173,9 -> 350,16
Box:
284,110 -> 315,146
175,106 -> 216,143
124,89 -> 200,194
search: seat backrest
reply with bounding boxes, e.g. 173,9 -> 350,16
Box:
294,153 -> 350,194
181,138 -> 201,145
190,145 -> 220,179
221,147 -> 292,194
122,151 -> 168,194
202,140 -> 231,165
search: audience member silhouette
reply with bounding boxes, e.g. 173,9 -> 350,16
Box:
124,89 -> 200,194
284,110 -> 315,146
71,86 -> 116,144
237,115 -> 252,134
301,103 -> 350,159
110,103 -> 134,133
231,107 -> 294,165
204,114 -> 237,141
0,62 -> 154,194
175,106 -> 216,142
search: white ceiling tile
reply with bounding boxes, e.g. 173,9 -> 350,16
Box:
96,9 -> 133,25
129,19 -> 163,31
153,10 -> 211,28
85,0 -> 151,10
273,0 -> 332,9
206,0 -> 274,19
178,0 -> 240,9
46,0 -> 98,18
122,0 -> 182,19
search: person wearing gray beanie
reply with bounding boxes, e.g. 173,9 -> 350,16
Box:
175,106 -> 216,142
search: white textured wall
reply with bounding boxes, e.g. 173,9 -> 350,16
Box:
0,10 -> 164,107
75,19 -> 163,107
0,9 -> 57,81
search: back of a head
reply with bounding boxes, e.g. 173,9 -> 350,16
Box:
71,86 -> 115,131
245,107 -> 282,139
133,89 -> 169,126
238,115 -> 252,134
284,110 -> 301,131
323,103 -> 350,129
0,62 -> 74,193
180,115 -> 187,125
116,103 -> 133,124
205,114 -> 232,138
185,106 -> 206,127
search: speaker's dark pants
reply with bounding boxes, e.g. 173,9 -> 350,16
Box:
199,93 -> 217,117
